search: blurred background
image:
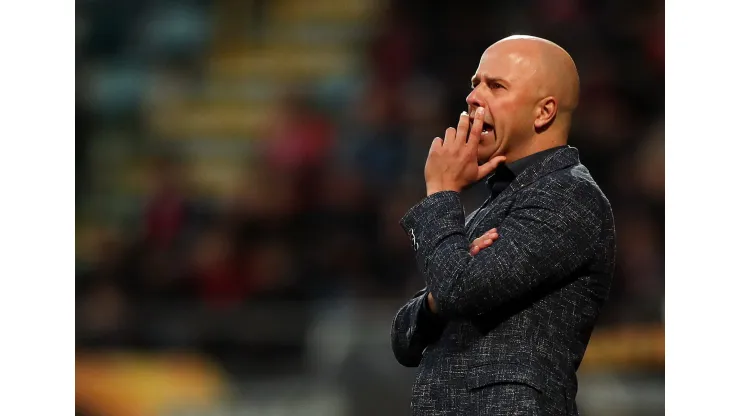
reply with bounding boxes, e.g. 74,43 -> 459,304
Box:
75,0 -> 664,415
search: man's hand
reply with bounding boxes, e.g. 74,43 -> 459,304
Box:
469,227 -> 499,256
424,107 -> 506,196
426,228 -> 499,313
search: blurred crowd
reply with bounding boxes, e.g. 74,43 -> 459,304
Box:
76,0 -> 664,376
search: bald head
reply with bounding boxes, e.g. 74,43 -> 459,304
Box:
466,35 -> 580,162
487,35 -> 580,113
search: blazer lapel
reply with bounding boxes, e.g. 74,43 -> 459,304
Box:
494,146 -> 581,201
464,146 -> 581,236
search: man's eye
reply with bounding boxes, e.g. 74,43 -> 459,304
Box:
490,82 -> 503,89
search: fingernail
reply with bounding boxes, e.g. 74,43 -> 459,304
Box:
461,111 -> 469,117
477,107 -> 484,116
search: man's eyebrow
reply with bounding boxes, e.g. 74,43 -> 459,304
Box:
471,74 -> 506,86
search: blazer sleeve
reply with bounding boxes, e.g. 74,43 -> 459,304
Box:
390,288 -> 447,367
399,187 -> 602,320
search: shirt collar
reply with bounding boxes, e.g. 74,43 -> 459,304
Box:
485,145 -> 568,190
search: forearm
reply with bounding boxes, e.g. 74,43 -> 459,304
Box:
390,289 -> 447,367
400,192 -> 485,318
400,190 -> 598,319
421,240 -> 516,318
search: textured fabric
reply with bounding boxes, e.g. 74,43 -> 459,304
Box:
390,146 -> 615,415
486,145 -> 566,199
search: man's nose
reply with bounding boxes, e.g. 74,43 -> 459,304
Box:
466,89 -> 483,111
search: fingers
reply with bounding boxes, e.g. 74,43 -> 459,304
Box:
469,228 -> 500,255
455,111 -> 470,143
477,155 -> 507,180
444,127 -> 456,145
430,136 -> 443,153
466,107 -> 485,147
469,235 -> 495,255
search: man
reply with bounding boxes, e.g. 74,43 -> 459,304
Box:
390,35 -> 615,415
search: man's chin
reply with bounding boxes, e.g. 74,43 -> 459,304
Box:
477,150 -> 496,165
479,146 -> 506,164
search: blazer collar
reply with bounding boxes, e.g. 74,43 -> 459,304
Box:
494,146 -> 581,200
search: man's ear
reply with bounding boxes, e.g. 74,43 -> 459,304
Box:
534,97 -> 557,132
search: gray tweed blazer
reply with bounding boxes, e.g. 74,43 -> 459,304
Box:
391,146 -> 615,415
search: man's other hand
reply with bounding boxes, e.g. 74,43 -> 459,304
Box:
426,228 -> 499,313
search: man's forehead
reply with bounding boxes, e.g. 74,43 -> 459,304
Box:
474,48 -> 535,79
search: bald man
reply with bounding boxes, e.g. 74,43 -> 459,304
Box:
391,36 -> 615,415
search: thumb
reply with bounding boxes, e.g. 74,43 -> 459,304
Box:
477,156 -> 507,180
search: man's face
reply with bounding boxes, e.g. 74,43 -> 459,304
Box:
466,44 -> 539,163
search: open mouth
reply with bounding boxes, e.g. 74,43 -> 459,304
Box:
471,120 -> 494,137
482,122 -> 494,135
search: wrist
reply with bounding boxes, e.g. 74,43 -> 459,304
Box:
425,292 -> 438,314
